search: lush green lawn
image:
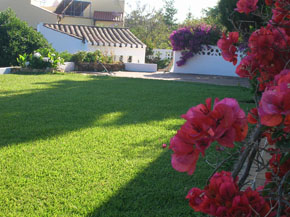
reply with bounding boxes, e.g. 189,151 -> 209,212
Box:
0,74 -> 251,216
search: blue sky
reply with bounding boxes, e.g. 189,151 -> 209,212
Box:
43,0 -> 220,22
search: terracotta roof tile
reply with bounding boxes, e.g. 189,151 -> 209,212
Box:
43,23 -> 146,48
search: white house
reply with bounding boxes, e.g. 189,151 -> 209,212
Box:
38,23 -> 146,63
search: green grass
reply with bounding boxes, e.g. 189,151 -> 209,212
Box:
0,74 -> 252,216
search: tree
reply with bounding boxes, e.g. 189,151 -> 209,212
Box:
125,2 -> 172,49
162,0 -> 177,27
0,8 -> 51,67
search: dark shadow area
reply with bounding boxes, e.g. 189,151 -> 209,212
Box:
87,150 -> 209,217
0,75 -> 250,148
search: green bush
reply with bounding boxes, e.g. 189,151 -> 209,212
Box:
0,8 -> 51,67
59,51 -> 73,62
17,48 -> 64,70
71,51 -> 114,64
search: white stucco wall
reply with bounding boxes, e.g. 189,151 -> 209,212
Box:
171,46 -> 241,77
38,24 -> 88,53
88,45 -> 146,64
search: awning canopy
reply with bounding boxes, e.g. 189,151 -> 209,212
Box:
43,23 -> 146,48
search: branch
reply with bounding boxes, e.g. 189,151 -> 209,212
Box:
207,152 -> 238,185
277,170 -> 290,217
238,139 -> 259,188
232,124 -> 262,179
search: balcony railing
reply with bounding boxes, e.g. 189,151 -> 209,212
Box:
93,11 -> 123,22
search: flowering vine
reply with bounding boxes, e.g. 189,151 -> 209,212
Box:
169,24 -> 222,66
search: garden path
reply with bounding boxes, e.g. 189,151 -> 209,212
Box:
79,71 -> 250,88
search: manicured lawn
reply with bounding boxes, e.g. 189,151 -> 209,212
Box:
0,74 -> 251,216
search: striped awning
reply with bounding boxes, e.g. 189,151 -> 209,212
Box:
43,23 -> 146,48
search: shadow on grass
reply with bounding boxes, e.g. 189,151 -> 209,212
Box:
86,149 -> 208,217
0,76 -> 202,148
0,75 -> 251,149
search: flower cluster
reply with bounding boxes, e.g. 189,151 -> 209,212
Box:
236,0 -> 259,15
220,1 -> 290,91
217,32 -> 239,65
168,1 -> 289,216
170,24 -> 222,66
187,171 -> 274,217
265,152 -> 290,182
169,98 -> 248,175
259,70 -> 290,129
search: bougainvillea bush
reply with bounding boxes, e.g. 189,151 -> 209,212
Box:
169,24 -> 222,66
168,0 -> 289,216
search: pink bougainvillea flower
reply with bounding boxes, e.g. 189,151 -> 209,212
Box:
249,27 -> 275,66
259,90 -> 284,126
169,132 -> 201,175
274,69 -> 290,85
235,54 -> 258,78
236,0 -> 259,15
217,32 -> 239,65
259,73 -> 290,127
186,171 -> 275,216
243,187 -> 274,217
211,98 -> 248,147
162,143 -> 167,148
247,108 -> 258,124
186,188 -> 206,212
169,98 -> 247,175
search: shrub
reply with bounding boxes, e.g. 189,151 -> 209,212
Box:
17,48 -> 64,70
59,51 -> 73,62
0,8 -> 51,67
71,51 -> 114,64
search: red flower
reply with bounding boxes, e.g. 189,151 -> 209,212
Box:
247,108 -> 258,124
235,54 -> 258,78
249,27 -> 275,66
267,152 -> 290,182
169,98 -> 247,175
169,134 -> 201,175
217,32 -> 239,65
170,98 -> 247,175
212,98 -> 248,147
259,71 -> 290,127
186,188 -> 206,212
243,188 -> 273,217
275,69 -> 290,85
265,0 -> 274,5
271,0 -> 290,24
236,0 -> 259,15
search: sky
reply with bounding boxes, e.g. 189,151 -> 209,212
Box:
41,0 -> 220,22
126,0 -> 220,21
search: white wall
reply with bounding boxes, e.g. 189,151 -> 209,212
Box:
38,24 -> 88,53
88,45 -> 146,64
125,63 -> 157,72
171,46 -> 241,77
